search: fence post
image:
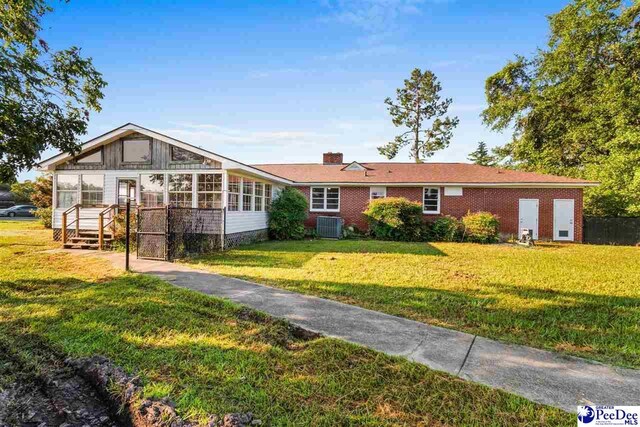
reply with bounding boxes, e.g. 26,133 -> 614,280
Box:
125,200 -> 130,271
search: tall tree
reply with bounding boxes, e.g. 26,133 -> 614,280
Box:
483,0 -> 640,216
10,180 -> 35,203
379,68 -> 459,162
30,174 -> 52,208
468,141 -> 495,166
0,0 -> 107,181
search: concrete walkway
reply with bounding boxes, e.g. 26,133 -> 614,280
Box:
91,251 -> 639,412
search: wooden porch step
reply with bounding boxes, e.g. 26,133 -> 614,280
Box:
69,236 -> 113,242
63,243 -> 100,250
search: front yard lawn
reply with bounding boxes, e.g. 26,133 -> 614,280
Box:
188,239 -> 640,369
0,222 -> 572,425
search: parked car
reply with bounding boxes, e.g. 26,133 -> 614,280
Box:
0,205 -> 37,218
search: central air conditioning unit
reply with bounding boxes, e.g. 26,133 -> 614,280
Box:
316,216 -> 343,239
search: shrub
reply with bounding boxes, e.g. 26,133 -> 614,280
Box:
111,209 -> 137,249
462,211 -> 500,243
34,206 -> 52,228
343,224 -> 365,240
431,215 -> 462,242
268,187 -> 308,240
364,197 -> 426,241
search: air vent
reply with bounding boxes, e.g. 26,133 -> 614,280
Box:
316,216 -> 343,239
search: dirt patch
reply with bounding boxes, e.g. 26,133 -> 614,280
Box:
0,347 -> 119,426
69,355 -> 262,427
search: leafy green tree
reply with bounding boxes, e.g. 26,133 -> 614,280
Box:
467,141 -> 495,166
482,0 -> 640,216
379,68 -> 459,162
30,174 -> 52,208
10,180 -> 35,203
0,0 -> 107,181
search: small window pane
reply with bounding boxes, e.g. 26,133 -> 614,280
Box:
123,139 -> 151,163
311,188 -> 325,210
168,174 -> 192,207
171,146 -> 203,162
81,175 -> 104,206
423,188 -> 439,212
141,174 -> 164,207
326,187 -> 339,210
243,180 -> 253,211
197,174 -> 222,208
228,175 -> 240,193
559,230 -> 569,237
56,175 -> 78,208
264,184 -> 272,209
228,194 -> 239,211
76,149 -> 102,164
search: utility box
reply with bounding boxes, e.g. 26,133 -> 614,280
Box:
316,216 -> 342,239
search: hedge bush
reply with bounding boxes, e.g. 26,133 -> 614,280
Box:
363,197 -> 427,241
34,206 -> 52,228
430,215 -> 462,242
268,187 -> 308,240
462,211 -> 500,243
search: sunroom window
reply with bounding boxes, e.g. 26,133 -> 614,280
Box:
168,174 -> 192,207
56,175 -> 78,208
197,174 -> 222,208
254,182 -> 264,212
227,175 -> 240,211
140,174 -> 164,207
81,175 -> 104,207
242,179 -> 254,211
264,184 -> 272,209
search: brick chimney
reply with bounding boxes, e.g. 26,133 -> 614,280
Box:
323,152 -> 343,165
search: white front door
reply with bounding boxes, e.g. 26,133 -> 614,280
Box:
553,199 -> 575,241
518,199 -> 539,239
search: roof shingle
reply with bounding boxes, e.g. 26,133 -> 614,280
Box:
252,162 -> 596,185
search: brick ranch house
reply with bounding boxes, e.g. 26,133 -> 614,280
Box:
254,153 -> 597,242
39,124 -> 596,246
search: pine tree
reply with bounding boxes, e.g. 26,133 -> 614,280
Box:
468,141 -> 495,166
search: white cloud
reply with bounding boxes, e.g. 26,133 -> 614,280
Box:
316,44 -> 401,60
161,122 -> 340,151
321,0 -> 426,32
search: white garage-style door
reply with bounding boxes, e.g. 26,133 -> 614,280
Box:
518,199 -> 539,239
553,199 -> 575,241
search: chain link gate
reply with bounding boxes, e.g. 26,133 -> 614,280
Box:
137,207 -> 168,260
137,206 -> 225,261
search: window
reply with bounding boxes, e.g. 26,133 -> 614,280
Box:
311,187 -> 340,211
423,187 -> 440,213
197,174 -> 222,208
254,182 -> 264,211
122,139 -> 151,163
171,146 -> 203,162
76,148 -> 102,164
264,184 -> 272,210
242,179 -> 254,211
168,174 -> 192,207
140,174 -> 164,207
228,175 -> 240,211
56,175 -> 78,208
370,186 -> 386,200
81,175 -> 104,206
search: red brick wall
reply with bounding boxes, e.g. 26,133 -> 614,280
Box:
297,186 -> 584,241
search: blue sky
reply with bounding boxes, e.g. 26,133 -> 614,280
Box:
22,0 -> 565,180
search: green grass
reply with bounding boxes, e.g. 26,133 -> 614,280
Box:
186,239 -> 640,369
0,221 -> 573,425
